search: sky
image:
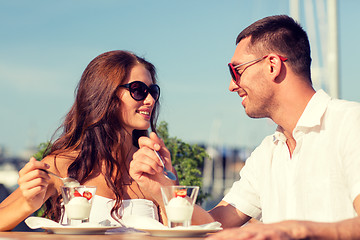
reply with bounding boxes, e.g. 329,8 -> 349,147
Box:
1,0 -> 360,157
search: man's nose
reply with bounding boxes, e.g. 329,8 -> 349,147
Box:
229,79 -> 240,92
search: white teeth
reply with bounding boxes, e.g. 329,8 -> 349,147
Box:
139,111 -> 150,115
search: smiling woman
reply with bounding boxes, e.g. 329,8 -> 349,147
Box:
0,50 -> 176,231
117,68 -> 160,133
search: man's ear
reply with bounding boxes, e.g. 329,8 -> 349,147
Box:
267,54 -> 285,83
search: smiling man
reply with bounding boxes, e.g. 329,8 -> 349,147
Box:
204,14 -> 360,239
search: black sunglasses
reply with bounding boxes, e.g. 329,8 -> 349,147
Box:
119,81 -> 160,102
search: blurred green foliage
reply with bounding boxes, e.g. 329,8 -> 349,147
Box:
33,141 -> 51,161
32,141 -> 51,217
156,121 -> 209,204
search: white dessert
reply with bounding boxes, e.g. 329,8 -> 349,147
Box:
165,196 -> 193,223
64,180 -> 81,187
65,196 -> 92,220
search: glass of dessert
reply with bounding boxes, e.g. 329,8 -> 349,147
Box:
161,185 -> 199,228
61,185 -> 96,225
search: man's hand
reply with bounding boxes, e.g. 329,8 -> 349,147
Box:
206,220 -> 308,240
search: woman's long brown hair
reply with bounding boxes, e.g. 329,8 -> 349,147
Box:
43,50 -> 159,222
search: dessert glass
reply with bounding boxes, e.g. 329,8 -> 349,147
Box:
61,185 -> 96,225
161,185 -> 199,228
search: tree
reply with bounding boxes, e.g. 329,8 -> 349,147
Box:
33,141 -> 51,161
156,121 -> 209,204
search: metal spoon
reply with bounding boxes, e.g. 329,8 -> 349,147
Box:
41,169 -> 80,187
153,150 -> 177,181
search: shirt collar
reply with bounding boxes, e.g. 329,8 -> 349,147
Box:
295,89 -> 331,128
273,126 -> 287,143
273,89 -> 331,143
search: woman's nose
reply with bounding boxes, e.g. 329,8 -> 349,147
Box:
144,93 -> 156,105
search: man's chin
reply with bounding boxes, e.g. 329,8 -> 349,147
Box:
245,109 -> 265,119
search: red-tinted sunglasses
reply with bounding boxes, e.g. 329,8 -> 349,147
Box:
228,55 -> 288,83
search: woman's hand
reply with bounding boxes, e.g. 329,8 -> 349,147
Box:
17,157 -> 51,212
130,132 -> 177,203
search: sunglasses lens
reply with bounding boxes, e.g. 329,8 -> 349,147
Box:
129,82 -> 148,101
228,64 -> 238,82
149,85 -> 160,102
